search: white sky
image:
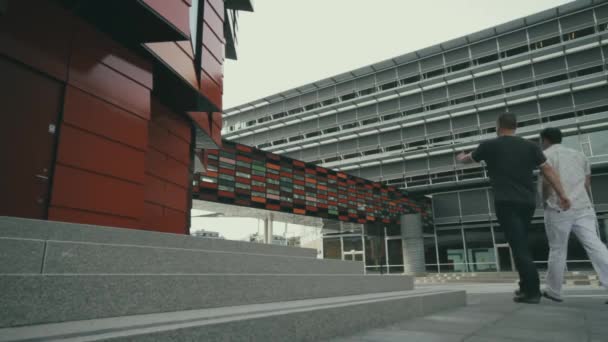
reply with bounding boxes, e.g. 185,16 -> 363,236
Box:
223,0 -> 573,109
195,0 -> 574,240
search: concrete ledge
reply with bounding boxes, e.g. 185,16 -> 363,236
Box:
0,238 -> 44,274
0,274 -> 414,328
37,240 -> 362,275
0,216 -> 316,258
0,289 -> 466,342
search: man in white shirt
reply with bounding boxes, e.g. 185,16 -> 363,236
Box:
539,128 -> 608,303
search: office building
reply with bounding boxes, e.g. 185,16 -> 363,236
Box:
222,0 -> 608,273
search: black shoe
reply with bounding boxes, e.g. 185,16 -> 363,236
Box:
513,295 -> 541,304
542,291 -> 563,303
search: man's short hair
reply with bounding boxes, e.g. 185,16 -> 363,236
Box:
497,113 -> 517,130
540,127 -> 562,144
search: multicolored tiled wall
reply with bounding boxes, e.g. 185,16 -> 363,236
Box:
193,141 -> 432,226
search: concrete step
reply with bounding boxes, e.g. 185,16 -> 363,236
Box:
0,289 -> 465,342
0,274 -> 414,328
0,216 -> 317,259
0,237 -> 362,275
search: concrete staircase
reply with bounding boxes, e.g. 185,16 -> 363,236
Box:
416,271 -> 601,286
0,216 -> 465,341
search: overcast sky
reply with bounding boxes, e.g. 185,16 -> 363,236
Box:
223,0 -> 573,109
196,0 -> 573,240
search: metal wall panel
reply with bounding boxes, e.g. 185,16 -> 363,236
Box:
448,80 -> 474,97
444,47 -> 470,65
573,85 -> 608,107
357,104 -> 378,119
508,100 -> 539,117
420,54 -> 444,72
595,4 -> 608,23
360,166 -> 382,179
423,87 -> 448,103
401,126 -> 425,141
474,73 -> 503,91
300,91 -> 318,106
533,56 -> 567,77
299,118 -> 318,133
405,158 -> 429,172
336,80 -> 355,95
503,65 -> 533,85
428,154 -> 454,169
319,142 -> 338,156
319,114 -> 338,128
382,162 -> 405,177
318,86 -> 335,100
337,108 -> 357,123
470,39 -> 498,57
539,95 -> 574,115
426,119 -> 451,134
376,68 -> 397,83
498,29 -> 528,50
566,47 -> 604,70
399,93 -> 423,109
338,139 -> 358,152
528,20 -> 560,41
380,129 -> 402,144
358,134 -> 379,148
560,9 -> 595,32
285,96 -> 300,110
378,98 -> 400,114
451,114 -> 478,129
356,74 -> 376,90
478,107 -> 505,124
397,62 -> 419,77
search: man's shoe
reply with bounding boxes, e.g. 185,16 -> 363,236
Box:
542,291 -> 563,303
513,295 -> 541,304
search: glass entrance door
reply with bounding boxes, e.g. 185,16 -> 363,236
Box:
343,251 -> 363,261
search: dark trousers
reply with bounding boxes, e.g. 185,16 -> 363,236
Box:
495,201 -> 540,296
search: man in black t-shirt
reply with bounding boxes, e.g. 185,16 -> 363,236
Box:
457,113 -> 570,304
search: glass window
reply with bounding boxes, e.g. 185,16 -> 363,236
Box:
343,236 -> 363,252
387,239 -> 403,265
589,131 -> 608,156
464,227 -> 496,272
436,228 -> 465,272
424,236 -> 437,264
323,238 -> 341,259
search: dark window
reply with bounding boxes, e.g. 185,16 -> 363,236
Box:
342,122 -> 359,130
325,156 -> 341,163
273,112 -> 287,119
404,107 -> 424,116
344,152 -> 360,159
449,61 -> 470,72
578,105 -> 608,116
273,138 -> 287,145
502,45 -> 529,58
359,87 -> 376,96
380,81 -> 399,91
530,36 -> 561,50
383,112 -> 402,121
363,148 -> 382,156
451,95 -> 475,105
305,131 -> 321,138
600,23 -> 608,32
304,103 -> 321,111
258,143 -> 271,149
289,135 -> 304,142
322,98 -> 338,106
323,126 -> 340,134
288,107 -> 303,115
385,144 -> 403,152
506,81 -> 534,93
572,65 -> 603,78
518,118 -> 540,128
258,116 -> 271,123
400,75 -> 421,85
476,89 -> 504,99
424,68 -> 445,79
246,120 -> 256,127
563,26 -> 595,41
362,117 -> 380,125
408,140 -> 427,148
547,111 -> 576,122
537,74 -> 568,86
427,101 -> 449,111
341,93 -> 357,101
475,53 -> 499,65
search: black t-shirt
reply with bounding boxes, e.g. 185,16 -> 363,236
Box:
472,136 -> 546,206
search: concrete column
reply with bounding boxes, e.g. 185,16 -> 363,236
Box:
401,214 -> 425,275
263,215 -> 273,244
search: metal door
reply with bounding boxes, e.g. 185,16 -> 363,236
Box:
0,57 -> 63,219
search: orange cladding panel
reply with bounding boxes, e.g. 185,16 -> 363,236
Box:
55,125 -> 145,184
50,165 -> 144,219
49,207 -> 141,229
62,86 -> 148,151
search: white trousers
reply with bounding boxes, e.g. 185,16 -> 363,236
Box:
544,207 -> 608,298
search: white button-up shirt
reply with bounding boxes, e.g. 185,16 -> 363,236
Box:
540,144 -> 592,210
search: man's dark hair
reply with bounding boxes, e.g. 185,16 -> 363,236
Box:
497,113 -> 517,130
540,127 -> 562,144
